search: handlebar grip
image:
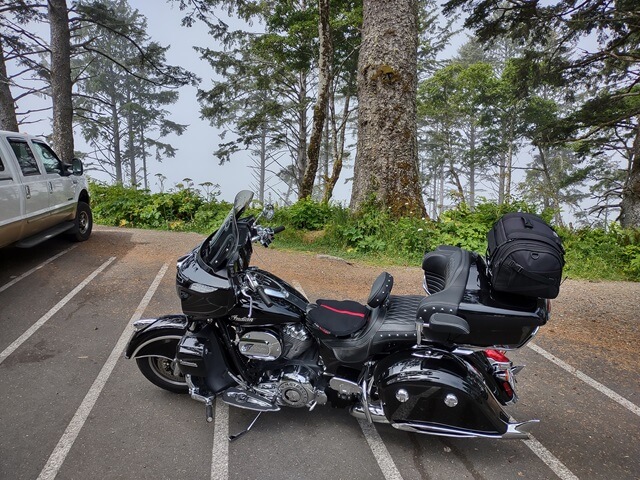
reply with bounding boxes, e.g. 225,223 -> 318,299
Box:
256,286 -> 274,307
272,225 -> 285,234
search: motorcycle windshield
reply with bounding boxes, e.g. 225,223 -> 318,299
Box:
199,190 -> 254,271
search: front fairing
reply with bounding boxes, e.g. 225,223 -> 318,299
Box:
176,251 -> 236,319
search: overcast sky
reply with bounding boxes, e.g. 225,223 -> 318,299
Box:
126,1 -> 275,203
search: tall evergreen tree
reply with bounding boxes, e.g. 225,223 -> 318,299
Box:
75,0 -> 191,186
443,0 -> 640,225
351,0 -> 425,217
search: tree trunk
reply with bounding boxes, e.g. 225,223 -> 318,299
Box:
111,101 -> 123,184
300,0 -> 332,199
0,37 -> 19,132
468,122 -> 476,208
127,92 -> 137,188
259,123 -> 267,203
323,83 -> 352,203
48,0 -> 74,162
295,72 -> 308,194
351,0 -> 426,217
620,118 -> 640,228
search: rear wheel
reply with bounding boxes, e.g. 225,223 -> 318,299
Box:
136,356 -> 188,394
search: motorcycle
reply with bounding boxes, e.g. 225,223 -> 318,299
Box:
125,190 -> 552,440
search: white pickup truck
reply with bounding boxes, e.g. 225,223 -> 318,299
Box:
0,130 -> 92,249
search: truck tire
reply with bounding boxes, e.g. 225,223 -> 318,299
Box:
70,201 -> 92,242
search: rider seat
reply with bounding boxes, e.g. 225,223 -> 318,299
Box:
307,272 -> 393,337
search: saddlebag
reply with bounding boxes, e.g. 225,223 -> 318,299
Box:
487,213 -> 564,299
374,350 -> 511,436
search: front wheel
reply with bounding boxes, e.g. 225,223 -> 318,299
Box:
70,201 -> 92,242
136,356 -> 188,394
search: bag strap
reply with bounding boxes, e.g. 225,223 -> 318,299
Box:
505,259 -> 558,285
522,216 -> 534,229
503,231 -> 564,252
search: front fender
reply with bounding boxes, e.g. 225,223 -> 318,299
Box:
124,314 -> 188,359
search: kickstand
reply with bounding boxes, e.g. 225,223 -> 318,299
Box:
228,412 -> 262,442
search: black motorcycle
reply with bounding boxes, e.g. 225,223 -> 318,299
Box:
125,190 -> 553,440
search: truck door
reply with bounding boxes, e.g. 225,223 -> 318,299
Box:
6,137 -> 56,237
0,150 -> 24,247
31,140 -> 77,223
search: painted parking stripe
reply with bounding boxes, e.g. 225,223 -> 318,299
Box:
522,435 -> 579,480
528,342 -> 640,417
211,398 -> 229,480
0,245 -> 77,294
358,418 -> 404,480
37,263 -> 169,480
0,256 -> 116,366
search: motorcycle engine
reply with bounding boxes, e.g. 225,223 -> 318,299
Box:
238,324 -> 313,361
255,365 -> 327,408
236,324 -> 326,408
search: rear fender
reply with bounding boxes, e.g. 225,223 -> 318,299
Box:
124,314 -> 188,359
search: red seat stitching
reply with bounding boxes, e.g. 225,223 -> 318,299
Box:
319,304 -> 366,318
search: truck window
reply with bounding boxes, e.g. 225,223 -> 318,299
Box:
32,141 -> 62,174
0,154 -> 4,171
8,139 -> 41,176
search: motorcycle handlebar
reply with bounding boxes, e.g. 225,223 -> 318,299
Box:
256,285 -> 274,307
273,225 -> 285,234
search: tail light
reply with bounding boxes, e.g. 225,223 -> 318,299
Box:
484,349 -> 518,404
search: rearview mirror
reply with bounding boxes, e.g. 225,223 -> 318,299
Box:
72,158 -> 84,175
262,204 -> 275,220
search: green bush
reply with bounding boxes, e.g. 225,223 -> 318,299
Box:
285,198 -> 334,230
89,183 -> 640,281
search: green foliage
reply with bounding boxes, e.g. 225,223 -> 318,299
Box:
560,224 -> 640,281
279,198 -> 335,231
89,183 -> 640,281
90,181 -> 217,231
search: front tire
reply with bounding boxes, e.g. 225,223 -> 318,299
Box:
136,356 -> 188,394
70,201 -> 92,242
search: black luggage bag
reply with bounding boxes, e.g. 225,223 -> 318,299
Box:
487,213 -> 565,299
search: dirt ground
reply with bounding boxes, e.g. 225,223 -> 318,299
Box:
252,246 -> 640,373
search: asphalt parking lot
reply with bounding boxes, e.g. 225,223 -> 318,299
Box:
1,227 -> 638,480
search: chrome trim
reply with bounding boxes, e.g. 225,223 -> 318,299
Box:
130,335 -> 182,358
350,402 -> 389,424
391,419 -> 539,439
329,377 -> 362,396
222,387 -> 280,412
132,318 -> 156,332
359,362 -> 375,424
264,287 -> 288,299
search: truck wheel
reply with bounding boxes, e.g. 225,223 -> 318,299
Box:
71,201 -> 92,241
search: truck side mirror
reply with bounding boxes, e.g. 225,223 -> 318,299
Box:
72,158 -> 83,175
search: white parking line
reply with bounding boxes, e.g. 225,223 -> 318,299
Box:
522,435 -> 579,480
357,418 -> 404,480
0,245 -> 77,294
528,342 -> 640,417
0,256 -> 116,366
37,263 -> 169,480
211,398 -> 229,480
